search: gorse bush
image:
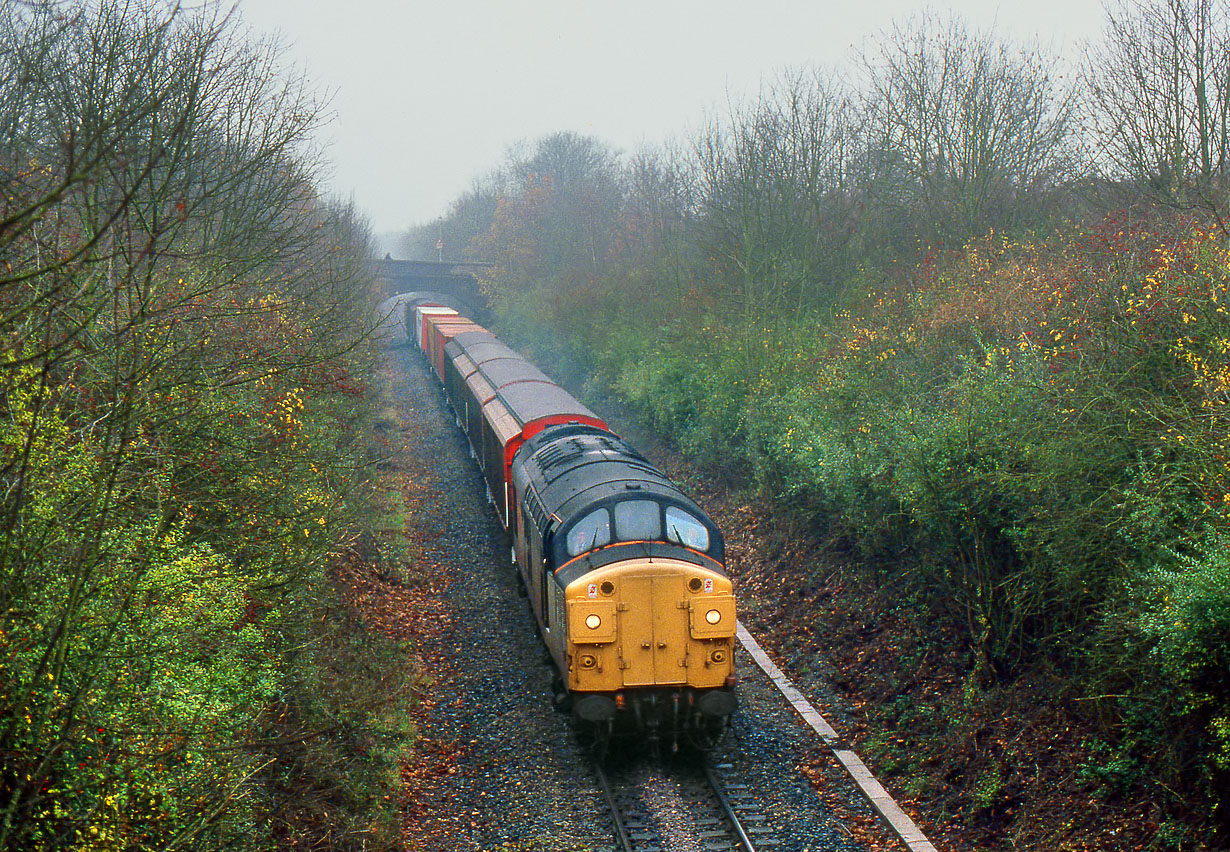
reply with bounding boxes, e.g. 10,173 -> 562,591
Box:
612,321 -> 769,464
1080,527 -> 1230,812
1138,531 -> 1230,770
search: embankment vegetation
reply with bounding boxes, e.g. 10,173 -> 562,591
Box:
1,3 -> 410,850
409,1 -> 1230,847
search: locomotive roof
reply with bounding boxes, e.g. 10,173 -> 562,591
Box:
511,424 -> 715,541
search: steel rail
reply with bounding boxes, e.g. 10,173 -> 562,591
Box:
593,762 -> 636,852
703,764 -> 759,852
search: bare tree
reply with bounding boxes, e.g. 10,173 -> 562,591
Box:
1086,0 -> 1230,224
473,132 -> 625,297
693,68 -> 858,316
859,13 -> 1073,245
0,3 -> 380,848
399,176 -> 501,261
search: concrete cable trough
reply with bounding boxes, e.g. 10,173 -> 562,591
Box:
736,622 -> 939,852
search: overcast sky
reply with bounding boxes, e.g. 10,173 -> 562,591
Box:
233,0 -> 1108,240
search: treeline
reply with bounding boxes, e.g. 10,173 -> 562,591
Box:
1,3 -> 409,851
410,1 -> 1230,846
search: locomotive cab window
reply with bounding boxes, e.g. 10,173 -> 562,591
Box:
615,500 -> 660,541
665,506 -> 710,551
566,508 -> 611,556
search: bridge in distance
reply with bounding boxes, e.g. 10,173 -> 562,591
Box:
374,258 -> 491,324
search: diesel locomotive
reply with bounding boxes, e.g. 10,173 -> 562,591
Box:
405,298 -> 738,750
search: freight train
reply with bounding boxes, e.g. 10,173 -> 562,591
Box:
404,297 -> 738,751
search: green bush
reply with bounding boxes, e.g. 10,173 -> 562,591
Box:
608,319 -> 768,465
1139,530 -> 1230,770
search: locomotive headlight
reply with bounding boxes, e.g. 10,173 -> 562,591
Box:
705,609 -> 722,625
585,614 -> 602,629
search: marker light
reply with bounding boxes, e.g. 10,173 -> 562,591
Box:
705,609 -> 722,625
585,614 -> 602,629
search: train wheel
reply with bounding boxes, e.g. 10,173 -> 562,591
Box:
550,676 -> 572,712
575,719 -> 612,761
685,716 -> 730,753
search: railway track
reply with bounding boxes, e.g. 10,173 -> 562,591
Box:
594,758 -> 779,852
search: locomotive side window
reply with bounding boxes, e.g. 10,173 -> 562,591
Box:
615,500 -> 660,541
541,567 -> 550,630
516,505 -> 528,569
665,506 -> 710,551
566,509 -> 611,556
530,533 -> 542,590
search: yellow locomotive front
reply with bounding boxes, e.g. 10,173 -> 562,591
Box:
564,558 -> 737,742
567,559 -> 735,690
508,424 -> 739,750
